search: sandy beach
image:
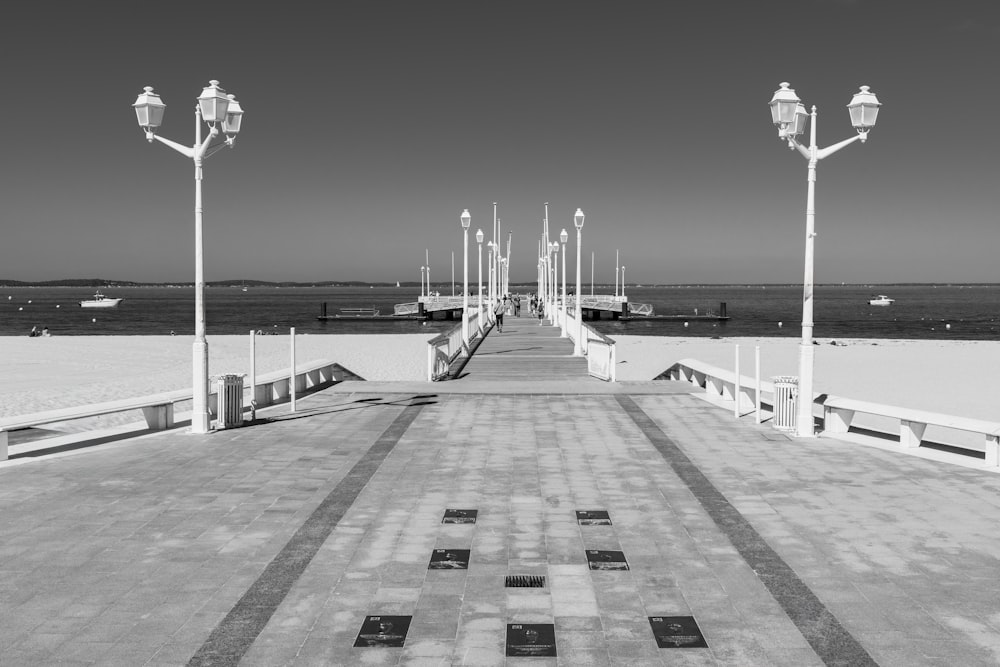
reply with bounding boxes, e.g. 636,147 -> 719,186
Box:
3,334 -> 999,425
0,334 -> 432,419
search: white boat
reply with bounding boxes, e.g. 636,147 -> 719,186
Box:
868,295 -> 894,306
80,291 -> 123,308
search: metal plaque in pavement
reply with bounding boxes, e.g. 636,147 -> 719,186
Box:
576,510 -> 612,525
353,615 -> 411,648
442,508 -> 478,524
506,623 -> 557,657
428,548 -> 470,569
586,549 -> 629,571
648,616 -> 708,648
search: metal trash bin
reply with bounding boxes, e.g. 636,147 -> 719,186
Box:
215,374 -> 245,429
771,376 -> 798,431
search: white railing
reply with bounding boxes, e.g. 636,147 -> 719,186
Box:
629,302 -> 654,316
665,357 -> 1000,468
419,295 -> 465,312
468,307 -> 481,336
667,358 -> 773,418
586,327 -> 616,381
426,309 -> 489,381
820,395 -> 1000,466
0,358 -> 346,461
394,302 -> 419,315
564,310 -> 616,381
248,359 -> 343,410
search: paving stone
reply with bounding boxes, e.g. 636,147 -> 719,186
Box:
6,380 -> 1000,664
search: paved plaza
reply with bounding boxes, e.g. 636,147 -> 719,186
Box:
3,364 -> 1000,665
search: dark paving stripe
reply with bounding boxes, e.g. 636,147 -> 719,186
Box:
187,403 -> 425,666
615,395 -> 878,667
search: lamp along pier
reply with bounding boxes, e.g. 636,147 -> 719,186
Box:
317,296 -> 730,322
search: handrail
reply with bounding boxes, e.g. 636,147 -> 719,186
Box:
0,358 -> 347,461
665,358 -> 1000,467
426,313 -> 488,381
582,322 -> 615,381
563,310 -> 616,381
820,394 -> 1000,465
665,359 -> 775,415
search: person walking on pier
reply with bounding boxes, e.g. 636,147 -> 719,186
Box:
495,297 -> 505,333
537,301 -> 545,325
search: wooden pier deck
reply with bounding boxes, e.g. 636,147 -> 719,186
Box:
453,314 -> 591,381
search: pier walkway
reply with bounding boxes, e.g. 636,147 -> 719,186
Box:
2,379 -> 1000,665
454,314 -> 591,382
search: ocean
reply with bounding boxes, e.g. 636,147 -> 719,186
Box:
3,284 -> 999,340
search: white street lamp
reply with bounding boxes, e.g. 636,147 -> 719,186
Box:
476,229 -> 484,335
540,247 -> 547,318
560,228 -> 568,337
621,265 -> 626,298
460,209 -> 471,348
573,208 -> 585,356
769,82 -> 881,437
549,241 -> 559,326
134,81 -> 244,434
501,257 -> 509,299
487,241 -> 496,320
420,266 -> 426,298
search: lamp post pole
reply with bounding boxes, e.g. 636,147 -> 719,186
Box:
487,242 -> 495,320
492,203 -> 498,313
551,242 -> 559,327
539,247 -> 545,314
615,250 -> 618,296
476,229 -> 484,335
460,210 -> 471,348
560,229 -> 568,337
573,209 -> 585,356
133,81 -> 243,435
420,266 -> 425,298
550,243 -> 559,326
769,82 -> 881,437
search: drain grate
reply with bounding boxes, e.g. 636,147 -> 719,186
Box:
505,574 -> 546,588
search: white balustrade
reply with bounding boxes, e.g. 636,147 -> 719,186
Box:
666,357 -> 1000,468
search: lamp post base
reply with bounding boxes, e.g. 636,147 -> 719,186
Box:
191,337 -> 211,434
795,341 -> 815,438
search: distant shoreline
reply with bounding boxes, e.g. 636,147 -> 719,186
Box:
4,282 -> 1000,289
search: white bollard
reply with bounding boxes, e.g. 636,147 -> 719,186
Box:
755,345 -> 762,424
290,327 -> 296,413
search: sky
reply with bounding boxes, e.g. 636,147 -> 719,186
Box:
2,0 -> 999,285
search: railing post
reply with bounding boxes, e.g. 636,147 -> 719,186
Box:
249,329 -> 257,419
985,435 -> 999,468
734,344 -> 741,419
290,327 -> 296,413
427,342 -> 434,382
755,346 -> 762,424
610,340 -> 616,382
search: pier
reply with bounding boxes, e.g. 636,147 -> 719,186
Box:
451,313 -> 590,381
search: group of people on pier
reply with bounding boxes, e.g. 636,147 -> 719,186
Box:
493,293 -> 550,333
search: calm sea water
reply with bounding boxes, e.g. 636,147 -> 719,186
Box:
3,285 -> 999,340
